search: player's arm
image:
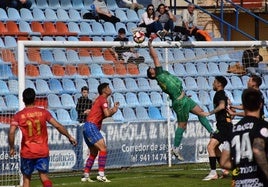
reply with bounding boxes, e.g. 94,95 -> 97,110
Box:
208,100 -> 225,115
49,118 -> 77,146
148,40 -> 161,67
103,102 -> 120,117
252,137 -> 268,179
8,125 -> 17,157
220,141 -> 232,170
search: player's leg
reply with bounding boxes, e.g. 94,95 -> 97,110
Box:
203,138 -> 220,181
20,158 -> 35,187
36,157 -> 52,187
22,174 -> 31,187
190,103 -> 214,133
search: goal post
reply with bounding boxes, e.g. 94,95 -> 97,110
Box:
1,40 -> 267,186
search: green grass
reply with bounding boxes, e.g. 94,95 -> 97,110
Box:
31,164 -> 231,187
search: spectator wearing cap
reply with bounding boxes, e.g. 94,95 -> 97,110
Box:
76,86 -> 93,123
109,28 -> 144,64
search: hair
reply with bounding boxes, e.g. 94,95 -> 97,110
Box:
81,86 -> 89,92
147,67 -> 155,79
146,4 -> 155,19
98,82 -> 109,95
215,76 -> 227,88
156,3 -> 165,12
23,88 -> 36,105
118,28 -> 126,34
242,88 -> 263,111
250,74 -> 262,87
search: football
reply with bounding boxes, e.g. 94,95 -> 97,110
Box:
133,31 -> 145,44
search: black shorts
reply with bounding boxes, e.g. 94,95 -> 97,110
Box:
212,122 -> 232,143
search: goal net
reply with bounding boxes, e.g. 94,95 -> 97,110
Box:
0,40 -> 267,186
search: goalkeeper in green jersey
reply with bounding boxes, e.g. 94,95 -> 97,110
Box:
147,39 -> 213,161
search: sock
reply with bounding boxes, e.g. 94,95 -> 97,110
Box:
198,116 -> 213,133
98,151 -> 107,176
84,154 -> 97,174
209,157 -> 217,171
174,127 -> 185,147
43,180 -> 52,187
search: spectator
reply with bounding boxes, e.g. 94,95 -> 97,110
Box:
139,4 -> 166,38
8,0 -> 32,10
92,0 -> 120,24
76,86 -> 93,123
109,28 -> 145,64
155,4 -> 176,34
242,48 -> 263,73
152,0 -> 166,9
173,3 -> 211,41
117,0 -> 144,11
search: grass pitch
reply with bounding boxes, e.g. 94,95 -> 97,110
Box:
31,164 -> 231,187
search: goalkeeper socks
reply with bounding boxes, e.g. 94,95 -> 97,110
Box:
84,154 -> 97,173
198,116 -> 213,133
43,180 -> 52,187
98,151 -> 107,174
174,127 -> 185,147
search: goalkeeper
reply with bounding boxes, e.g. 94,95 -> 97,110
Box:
147,39 -> 213,160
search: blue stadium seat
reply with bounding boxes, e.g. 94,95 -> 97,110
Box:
184,48 -> 196,62
232,89 -> 242,105
55,36 -> 66,41
62,78 -> 77,93
0,96 -> 8,112
173,48 -> 186,62
43,36 -> 54,41
26,79 -> 37,92
48,0 -> 61,10
72,0 -> 84,10
33,7 -> 46,21
206,48 -> 220,62
125,92 -> 139,107
148,106 -> 164,120
91,21 -> 105,36
0,64 -> 15,79
173,63 -> 187,77
40,49 -> 54,63
112,109 -> 124,122
115,22 -> 131,36
112,77 -> 127,92
104,36 -> 114,41
87,78 -> 99,93
125,77 -> 139,92
80,22 -> 94,36
83,0 -> 93,7
100,77 -> 114,91
0,80 -> 10,95
136,106 -> 150,120
224,90 -> 235,104
196,76 -> 210,90
49,78 -> 64,94
186,90 -> 200,105
137,91 -> 152,107
196,62 -> 209,76
56,108 -> 78,125
8,79 -> 18,94
198,90 -> 212,106
61,93 -> 76,109
48,93 -> 63,109
0,37 -> 5,48
60,0 -> 73,10
5,94 -> 19,111
230,75 -> 244,90
207,62 -> 221,75
115,9 -> 128,23
68,9 -> 82,22
68,22 -> 84,36
218,62 -> 229,76
89,64 -> 104,77
36,79 -> 52,95
150,91 -> 164,106
44,8 -> 58,22
19,20 -> 41,36
123,107 -> 137,121
138,63 -> 149,77
137,49 -> 153,64
113,92 -> 127,108
39,64 -> 54,79
126,22 -> 138,34
4,36 -> 17,48
66,49 -> 81,64
241,75 -> 250,88
0,8 -> 9,22
149,79 -> 161,91
137,77 -> 151,91
185,62 -> 198,76
36,0 -> 49,9
126,9 -> 140,23
160,105 -> 175,121
184,76 -> 198,90
106,0 -> 119,11
137,9 -> 145,19
194,48 -> 208,62
53,49 -> 68,64
103,22 -> 117,36
70,107 -> 78,122
74,78 -> 87,91
7,8 -> 21,21
57,8 -> 71,22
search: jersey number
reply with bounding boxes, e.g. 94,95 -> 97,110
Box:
27,120 -> 41,136
231,132 -> 253,164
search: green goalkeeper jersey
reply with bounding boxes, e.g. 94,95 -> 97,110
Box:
155,67 -> 183,101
